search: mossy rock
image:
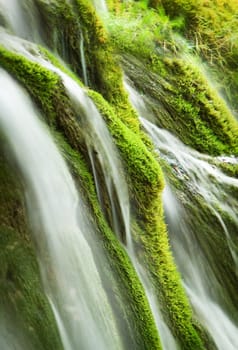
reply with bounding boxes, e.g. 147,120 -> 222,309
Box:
121,54 -> 238,156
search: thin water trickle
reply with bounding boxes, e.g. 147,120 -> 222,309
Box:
80,31 -> 88,86
0,68 -> 123,350
90,0 -> 108,15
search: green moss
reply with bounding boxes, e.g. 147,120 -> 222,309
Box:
161,159 -> 238,326
55,133 -> 162,350
88,89 -> 205,349
0,28 -> 204,349
121,53 -> 238,156
0,226 -> 63,350
160,0 -> 238,112
163,58 -> 238,154
71,0 -> 140,132
107,2 -> 238,156
34,0 -> 85,77
216,162 -> 238,178
0,45 -> 60,126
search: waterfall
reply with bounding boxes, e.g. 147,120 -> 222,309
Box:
0,0 -> 41,42
80,31 -> 88,86
12,27 -> 178,349
142,120 -> 238,350
2,1 -> 238,350
124,80 -> 179,349
31,43 -> 174,349
90,0 -> 108,15
0,33 -> 132,251
140,118 -> 238,350
125,79 -> 238,349
0,68 -> 123,350
0,315 -> 30,350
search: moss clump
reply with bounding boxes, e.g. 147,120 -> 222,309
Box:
71,0 -> 140,132
88,90 -> 205,349
163,58 -> 238,154
34,0 -> 85,78
159,0 -> 238,113
107,2 -> 238,156
216,162 -> 238,179
121,53 -> 238,156
0,226 -> 63,350
56,134 -> 162,350
0,46 -> 60,126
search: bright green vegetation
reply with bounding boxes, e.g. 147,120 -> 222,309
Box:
144,0 -> 238,114
172,0 -> 238,114
1,0 -> 238,349
56,134 -> 162,350
107,1 -> 238,156
89,90 -> 205,349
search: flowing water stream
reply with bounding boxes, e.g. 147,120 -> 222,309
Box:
0,68 -> 123,350
4,25 -> 179,350
90,0 -> 108,15
0,0 -> 41,42
126,81 -> 238,350
143,119 -> 238,350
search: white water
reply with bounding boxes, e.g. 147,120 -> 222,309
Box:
0,29 -> 132,251
0,0 -> 41,42
37,47 -> 175,350
0,68 -> 122,350
141,118 -> 238,267
163,185 -> 238,350
125,80 -> 178,350
80,32 -> 88,86
48,56 -> 178,350
91,0 -> 108,15
140,118 -> 238,350
17,29 -> 179,349
0,315 -> 31,350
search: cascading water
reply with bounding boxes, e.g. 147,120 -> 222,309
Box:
0,32 -> 131,251
0,0 -> 41,42
90,0 -> 108,15
138,111 -> 238,349
33,39 -> 177,350
124,80 -> 179,350
0,315 -> 30,350
0,68 -> 123,350
2,1 -> 238,349
125,79 -> 238,350
10,23 -> 179,349
79,31 -> 88,86
49,57 -> 178,350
